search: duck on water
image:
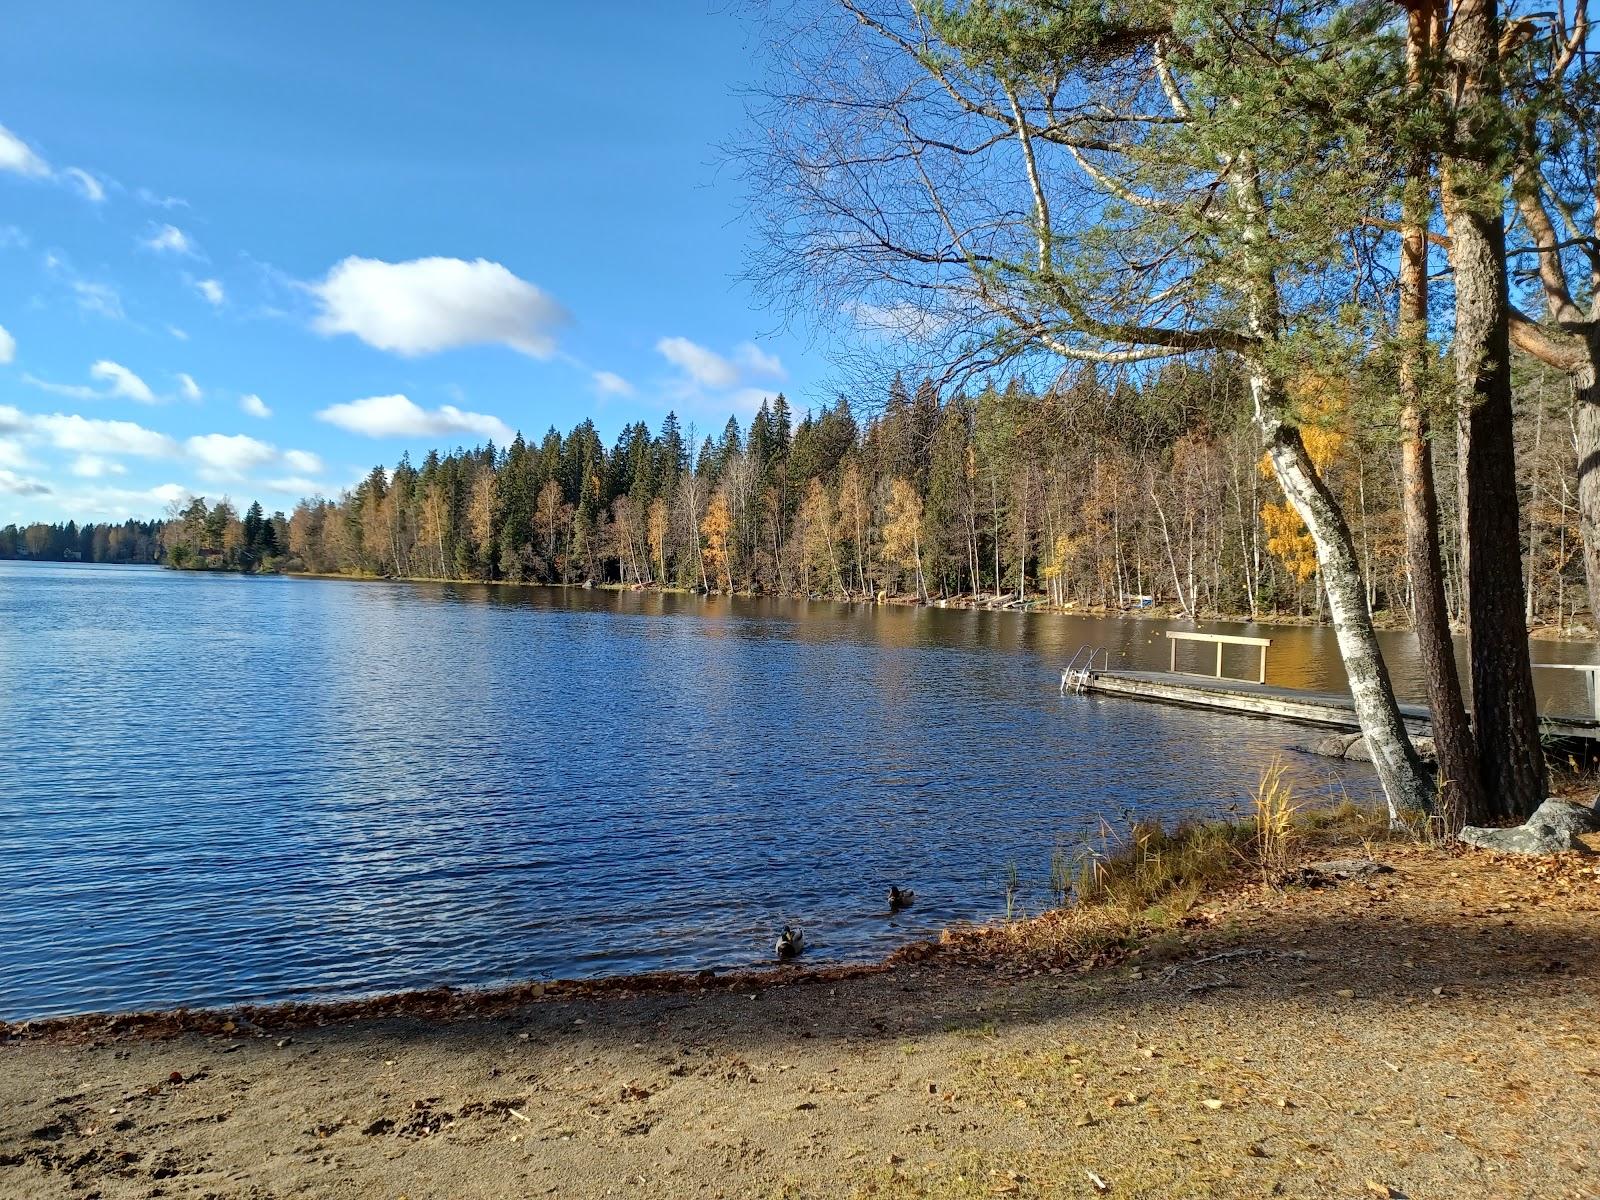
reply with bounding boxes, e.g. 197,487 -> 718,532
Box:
775,926 -> 804,961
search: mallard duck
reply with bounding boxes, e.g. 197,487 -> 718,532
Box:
775,926 -> 804,961
887,886 -> 915,912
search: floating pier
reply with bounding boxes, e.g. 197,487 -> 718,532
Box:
1064,631 -> 1600,741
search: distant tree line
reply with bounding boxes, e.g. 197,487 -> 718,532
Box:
146,359 -> 1584,626
0,519 -> 164,565
161,499 -> 288,573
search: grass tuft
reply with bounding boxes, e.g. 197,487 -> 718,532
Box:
940,771 -> 1394,972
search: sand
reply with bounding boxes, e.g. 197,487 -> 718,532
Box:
3,843 -> 1598,1199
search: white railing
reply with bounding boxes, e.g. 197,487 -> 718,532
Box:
1532,663 -> 1600,719
1165,630 -> 1272,684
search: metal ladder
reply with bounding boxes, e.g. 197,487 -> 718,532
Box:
1059,646 -> 1108,694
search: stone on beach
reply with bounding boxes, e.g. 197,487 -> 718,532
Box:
1458,797 -> 1600,855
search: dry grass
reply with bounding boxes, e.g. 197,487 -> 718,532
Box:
942,773 -> 1392,973
1252,758 -> 1301,880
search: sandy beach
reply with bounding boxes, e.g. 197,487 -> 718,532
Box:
4,841 -> 1598,1199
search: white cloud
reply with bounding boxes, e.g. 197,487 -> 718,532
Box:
89,360 -> 158,404
43,251 -> 124,319
168,325 -> 190,341
316,392 -> 514,443
0,225 -> 27,249
656,337 -> 739,388
0,324 -> 14,365
282,448 -> 324,474
239,393 -> 272,419
136,187 -> 187,209
0,438 -> 32,468
176,372 -> 202,402
734,342 -> 785,377
0,468 -> 51,496
193,278 -> 224,307
0,123 -> 50,178
62,167 -> 106,203
592,370 -> 634,397
70,454 -> 126,478
184,434 -> 324,483
185,433 -> 281,480
311,256 -> 567,358
21,373 -> 99,400
261,476 -> 325,497
71,279 -> 124,321
35,481 -> 188,521
142,224 -> 198,256
28,411 -> 180,458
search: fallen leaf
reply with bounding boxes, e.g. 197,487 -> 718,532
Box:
1085,1168 -> 1110,1193
1203,1098 -> 1225,1111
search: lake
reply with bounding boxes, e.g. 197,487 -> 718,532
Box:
2,561 -> 1592,1020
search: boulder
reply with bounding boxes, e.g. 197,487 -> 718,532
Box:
1289,858 -> 1396,887
1296,733 -> 1362,759
1342,735 -> 1435,765
1459,798 -> 1600,855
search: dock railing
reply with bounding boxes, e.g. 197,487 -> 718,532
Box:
1165,630 -> 1273,684
1532,663 -> 1600,719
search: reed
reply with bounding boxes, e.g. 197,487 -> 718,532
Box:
1251,757 -> 1301,881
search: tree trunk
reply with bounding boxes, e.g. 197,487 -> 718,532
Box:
1397,0 -> 1485,830
1254,374 -> 1435,821
1442,0 -> 1547,818
1573,353 -> 1600,614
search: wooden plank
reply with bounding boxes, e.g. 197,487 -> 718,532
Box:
1163,631 -> 1272,648
1082,669 -> 1600,740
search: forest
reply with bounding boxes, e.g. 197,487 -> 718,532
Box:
156,355 -> 1585,629
28,0 -> 1600,832
0,519 -> 163,565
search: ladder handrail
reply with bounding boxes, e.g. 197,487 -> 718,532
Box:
1060,646 -> 1107,695
1060,646 -> 1089,694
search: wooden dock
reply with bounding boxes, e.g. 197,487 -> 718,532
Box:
1081,669 -> 1600,741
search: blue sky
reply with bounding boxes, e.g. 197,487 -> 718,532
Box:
0,1 -> 822,524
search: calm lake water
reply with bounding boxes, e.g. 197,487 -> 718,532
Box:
2,561 -> 1594,1020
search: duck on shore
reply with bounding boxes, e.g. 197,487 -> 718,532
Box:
887,886 -> 915,912
775,926 -> 804,961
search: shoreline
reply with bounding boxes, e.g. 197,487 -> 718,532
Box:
20,559 -> 1597,639
215,567 -> 1600,641
5,838 -> 1597,1199
0,954 -> 927,1046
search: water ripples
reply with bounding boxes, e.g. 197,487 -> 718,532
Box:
4,561 -> 1577,1020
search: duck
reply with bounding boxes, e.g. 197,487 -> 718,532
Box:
887,886 -> 915,912
775,926 -> 804,961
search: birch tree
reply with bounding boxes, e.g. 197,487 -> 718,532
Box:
743,0 -> 1435,816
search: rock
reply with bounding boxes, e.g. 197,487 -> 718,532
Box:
1296,733 -> 1361,759
1411,736 -> 1436,764
1344,737 -> 1373,762
1459,798 -> 1600,855
1289,858 -> 1395,887
1527,797 -> 1600,836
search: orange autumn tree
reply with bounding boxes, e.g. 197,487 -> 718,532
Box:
1259,377 -> 1348,587
701,491 -> 733,592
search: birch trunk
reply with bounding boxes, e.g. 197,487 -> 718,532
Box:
1254,375 -> 1434,819
1573,353 -> 1600,612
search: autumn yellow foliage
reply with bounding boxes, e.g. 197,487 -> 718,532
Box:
1259,376 -> 1349,585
